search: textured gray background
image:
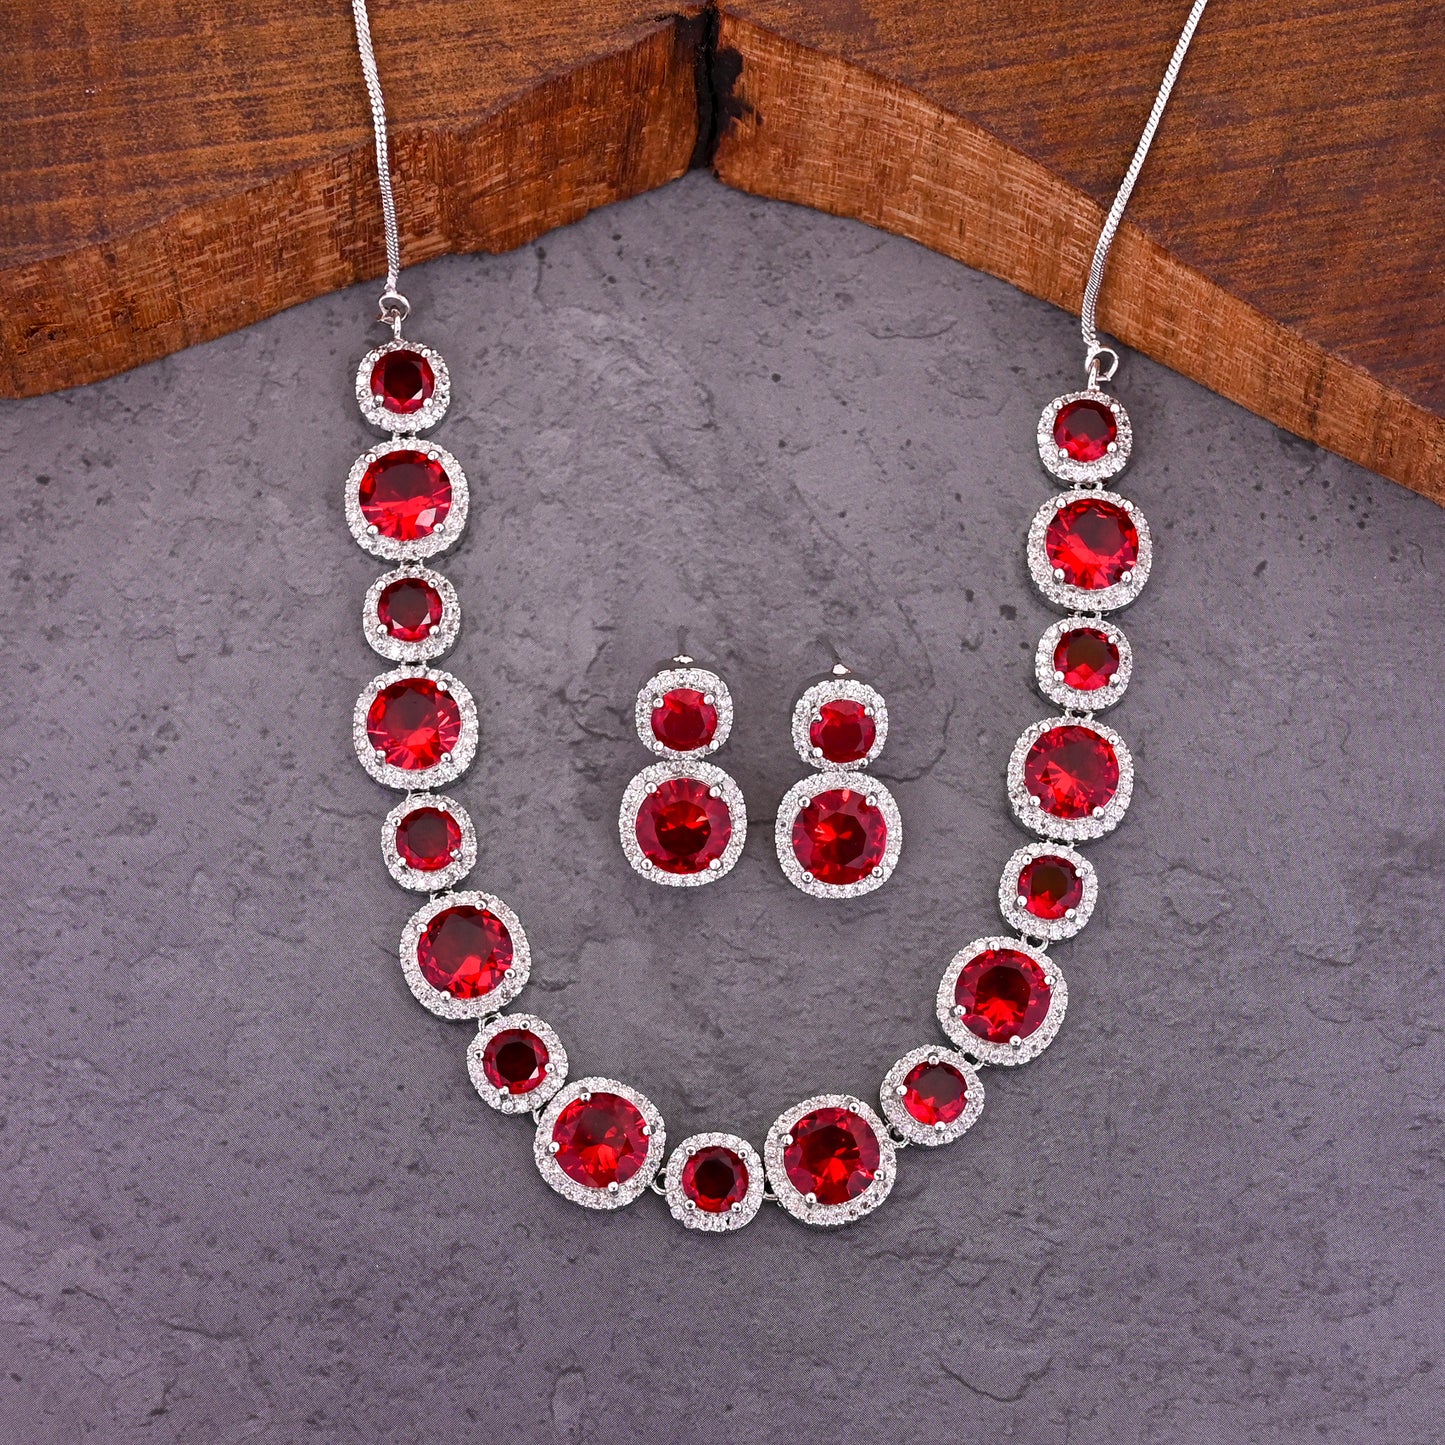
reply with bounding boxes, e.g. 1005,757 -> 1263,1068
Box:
2,172 -> 1442,1443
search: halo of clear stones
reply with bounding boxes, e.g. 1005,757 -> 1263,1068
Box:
1027,488 -> 1151,613
363,564 -> 461,663
763,1095 -> 897,1227
398,889 -> 531,1021
532,1077 -> 666,1211
466,1012 -> 569,1115
774,771 -> 903,899
1007,715 -> 1134,842
1036,389 -> 1132,485
1034,615 -> 1133,711
663,1132 -> 766,1233
351,665 -> 479,791
997,842 -> 1098,942
879,1046 -> 985,1147
344,438 -> 471,563
355,338 -> 452,433
790,677 -> 889,769
380,792 -> 476,892
618,760 -> 748,887
936,937 -> 1069,1067
633,665 -> 734,757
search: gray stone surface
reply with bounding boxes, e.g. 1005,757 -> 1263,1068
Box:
2,171 -> 1442,1443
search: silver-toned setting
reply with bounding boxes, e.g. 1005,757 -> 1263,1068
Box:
466,1012 -> 569,1115
997,842 -> 1098,942
1027,488 -> 1152,614
936,936 -> 1068,1067
363,564 -> 461,664
775,771 -> 903,899
879,1046 -> 985,1147
633,665 -> 734,758
663,1132 -> 766,1233
399,890 -> 531,1021
790,677 -> 889,771
1035,615 -> 1133,712
618,760 -> 748,888
1036,390 -> 1133,485
532,1077 -> 666,1211
352,666 -> 479,792
1006,715 -> 1134,843
344,437 -> 470,563
764,1095 -> 897,1227
355,338 -> 452,433
380,792 -> 476,892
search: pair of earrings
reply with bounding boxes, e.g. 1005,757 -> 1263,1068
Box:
618,658 -> 903,899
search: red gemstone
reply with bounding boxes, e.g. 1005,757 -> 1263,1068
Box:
370,349 -> 436,415
809,699 -> 877,764
395,805 -> 462,872
1023,724 -> 1119,819
1053,626 -> 1120,691
551,1092 -> 650,1189
1017,854 -> 1084,920
901,1061 -> 969,1126
783,1106 -> 881,1206
1053,398 -> 1117,462
359,450 -> 452,541
681,1146 -> 749,1214
417,905 -> 513,999
378,576 -> 444,642
791,789 -> 887,886
954,948 -> 1052,1044
634,777 -> 732,875
1045,498 -> 1138,590
482,1028 -> 549,1095
651,688 -> 718,751
366,677 -> 461,770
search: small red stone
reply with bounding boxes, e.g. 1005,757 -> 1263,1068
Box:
791,789 -> 887,886
551,1092 -> 651,1190
901,1061 -> 969,1127
809,699 -> 877,764
634,777 -> 732,875
1053,626 -> 1120,691
651,688 -> 718,751
1017,854 -> 1084,920
366,677 -> 461,770
481,1028 -> 550,1095
783,1106 -> 881,1206
1053,398 -> 1117,462
681,1146 -> 749,1214
1023,724 -> 1119,820
417,904 -> 513,1000
359,450 -> 452,542
394,805 -> 462,872
1045,498 -> 1138,591
378,576 -> 444,642
954,948 -> 1052,1044
370,349 -> 436,415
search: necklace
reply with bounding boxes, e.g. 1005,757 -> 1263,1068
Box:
343,0 -> 1211,1231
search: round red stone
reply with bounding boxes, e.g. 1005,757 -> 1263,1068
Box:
954,948 -> 1052,1044
1053,626 -> 1120,691
551,1092 -> 650,1190
377,576 -> 444,642
783,1106 -> 881,1206
1023,724 -> 1119,820
417,905 -> 513,1000
394,805 -> 462,872
634,777 -> 732,875
809,699 -> 877,764
359,450 -> 452,542
1017,854 -> 1084,921
791,789 -> 887,886
366,677 -> 461,770
901,1061 -> 969,1127
681,1146 -> 749,1214
651,688 -> 718,751
370,349 -> 436,415
481,1028 -> 549,1095
1053,398 -> 1117,462
1045,498 -> 1138,591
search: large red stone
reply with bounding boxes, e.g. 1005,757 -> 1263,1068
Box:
681,1146 -> 749,1214
1053,626 -> 1120,691
1017,854 -> 1084,921
1023,724 -> 1119,819
551,1092 -> 651,1189
954,948 -> 1052,1044
651,688 -> 718,751
1053,398 -> 1117,461
378,576 -> 443,642
417,905 -> 513,999
370,349 -> 436,415
481,1028 -> 549,1096
783,1106 -> 881,1205
809,699 -> 877,764
395,805 -> 462,872
359,450 -> 452,541
366,677 -> 461,770
791,789 -> 887,886
1045,498 -> 1138,590
902,1061 -> 969,1126
635,777 -> 732,874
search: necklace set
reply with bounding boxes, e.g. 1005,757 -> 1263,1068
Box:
341,0 -> 1208,1231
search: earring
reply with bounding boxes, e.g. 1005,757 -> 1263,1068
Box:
619,656 -> 748,886
776,664 -> 902,898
